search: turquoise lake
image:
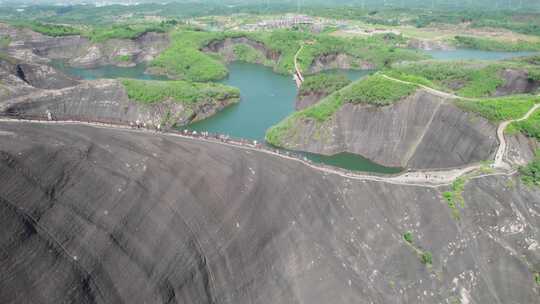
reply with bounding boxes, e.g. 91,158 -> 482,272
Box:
52,49 -> 534,173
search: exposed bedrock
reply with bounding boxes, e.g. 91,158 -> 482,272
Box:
495,68 -> 540,96
0,122 -> 539,304
0,78 -> 234,128
1,23 -> 169,68
277,90 -> 499,169
309,53 -> 375,73
202,36 -> 281,63
295,90 -> 327,110
0,58 -> 79,100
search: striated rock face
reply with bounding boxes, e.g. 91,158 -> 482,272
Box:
0,57 -> 78,100
276,90 -> 499,169
0,59 -> 236,128
1,23 -> 169,68
495,69 -> 540,96
309,53 -> 375,73
0,79 -> 236,128
202,36 -> 281,64
0,122 -> 539,304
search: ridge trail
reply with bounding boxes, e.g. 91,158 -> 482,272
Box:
293,44 -> 304,88
0,116 -> 521,188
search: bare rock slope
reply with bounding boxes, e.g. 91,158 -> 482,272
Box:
275,90 -> 499,169
0,59 -> 236,127
1,23 -> 169,68
0,122 -> 539,304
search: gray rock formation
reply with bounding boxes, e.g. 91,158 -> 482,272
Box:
0,23 -> 169,68
0,59 -> 237,128
0,122 -> 538,304
309,53 -> 375,73
202,36 -> 280,64
495,68 -> 540,96
275,90 -> 499,169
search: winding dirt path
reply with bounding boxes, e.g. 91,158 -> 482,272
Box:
381,74 -> 478,101
293,45 -> 305,87
494,103 -> 540,168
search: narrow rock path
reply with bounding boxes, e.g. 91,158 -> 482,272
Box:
0,118 -> 517,188
293,44 -> 305,87
381,74 -> 478,101
494,103 -> 540,168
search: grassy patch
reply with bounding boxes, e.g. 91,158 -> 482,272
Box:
454,95 -> 539,123
421,251 -> 433,265
391,60 -> 540,98
232,44 -> 265,63
519,151 -> 540,187
454,35 -> 540,52
442,177 -> 468,220
511,109 -> 540,141
340,74 -> 417,106
121,78 -> 240,105
13,21 -> 82,37
403,232 -> 413,244
87,22 -> 173,43
114,55 -> 131,62
0,35 -> 11,48
299,73 -> 351,96
535,272 -> 540,286
150,30 -> 231,82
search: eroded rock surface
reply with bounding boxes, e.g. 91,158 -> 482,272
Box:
0,23 -> 169,68
203,36 -> 280,64
276,90 -> 499,169
0,59 -> 236,127
0,122 -> 538,304
309,53 -> 375,73
495,68 -> 540,96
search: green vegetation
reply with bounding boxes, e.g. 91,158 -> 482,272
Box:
232,44 -> 267,63
519,151 -> 540,187
535,272 -> 540,286
454,96 -> 540,123
114,55 -> 131,62
299,73 -> 351,96
151,30 -> 231,82
421,251 -> 433,265
0,35 -> 11,48
12,21 -> 82,37
510,109 -> 540,140
152,28 -> 426,81
442,177 -> 467,220
403,231 -> 413,244
454,36 -> 540,52
87,22 -> 174,43
266,74 -> 417,146
401,230 -> 433,266
391,60 -> 540,98
8,20 -> 177,43
121,78 -> 240,105
340,74 -> 417,106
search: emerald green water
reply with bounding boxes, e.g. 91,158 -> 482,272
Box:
57,48 -> 534,173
